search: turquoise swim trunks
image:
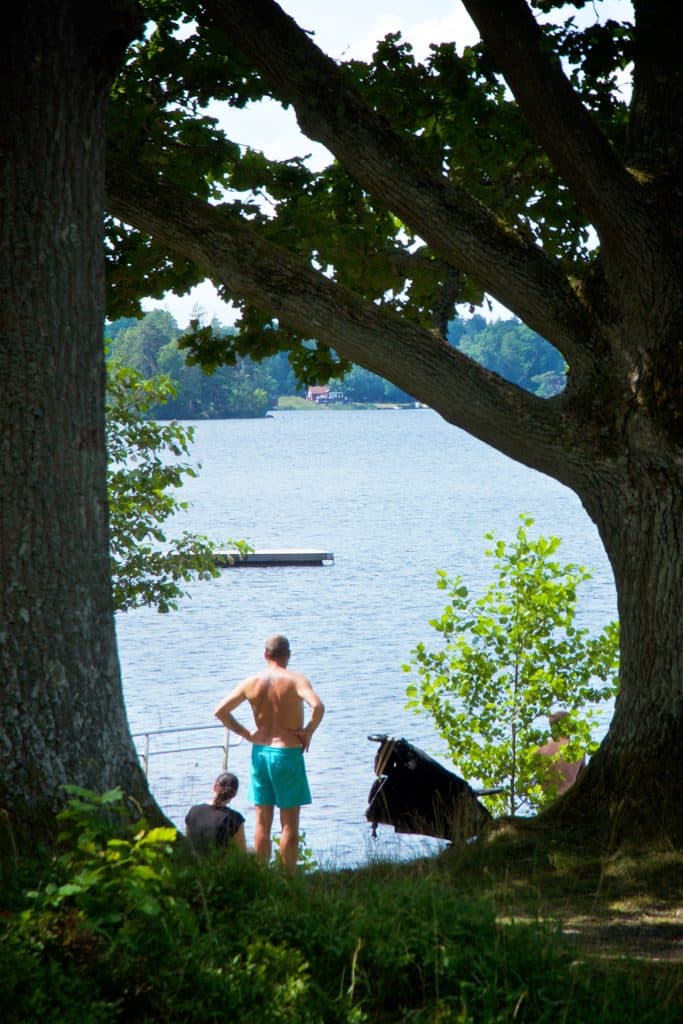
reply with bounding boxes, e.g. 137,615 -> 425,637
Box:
248,744 -> 312,809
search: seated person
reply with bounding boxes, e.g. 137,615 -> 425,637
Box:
535,710 -> 586,797
185,771 -> 247,853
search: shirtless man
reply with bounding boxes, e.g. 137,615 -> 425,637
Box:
214,634 -> 324,874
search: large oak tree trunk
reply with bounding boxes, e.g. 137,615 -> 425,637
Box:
544,465 -> 683,845
0,1 -> 154,850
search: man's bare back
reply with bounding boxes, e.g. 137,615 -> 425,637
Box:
215,663 -> 323,753
242,668 -> 316,748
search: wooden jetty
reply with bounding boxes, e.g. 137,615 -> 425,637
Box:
213,548 -> 334,568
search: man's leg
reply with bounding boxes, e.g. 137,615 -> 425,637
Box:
254,804 -> 274,865
279,805 -> 301,875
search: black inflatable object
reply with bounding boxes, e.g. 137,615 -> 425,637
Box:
365,735 -> 492,843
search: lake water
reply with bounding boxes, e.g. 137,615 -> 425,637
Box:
116,409 -> 617,867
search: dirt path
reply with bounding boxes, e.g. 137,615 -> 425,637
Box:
562,906 -> 683,962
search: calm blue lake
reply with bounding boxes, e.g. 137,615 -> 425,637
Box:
116,409 -> 617,866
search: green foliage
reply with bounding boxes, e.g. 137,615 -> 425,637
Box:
0,788 -> 188,1023
106,313 -> 282,418
106,359 -> 249,612
31,786 -> 180,929
106,308 -> 562,413
105,4 -> 633,359
273,830 -> 319,874
1,793 -> 679,1023
161,337 -> 277,418
329,366 -> 414,405
448,316 -> 566,396
106,309 -> 408,407
106,308 -> 182,379
404,515 -> 619,815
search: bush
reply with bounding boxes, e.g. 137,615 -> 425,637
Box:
404,515 -> 619,815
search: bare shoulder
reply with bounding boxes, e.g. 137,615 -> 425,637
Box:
289,669 -> 311,685
222,673 -> 261,702
291,671 -> 320,696
214,675 -> 255,717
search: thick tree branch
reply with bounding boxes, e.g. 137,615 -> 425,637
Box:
460,0 -> 644,245
106,168 -> 590,482
629,1 -> 683,180
202,0 -> 598,372
460,1 -> 683,345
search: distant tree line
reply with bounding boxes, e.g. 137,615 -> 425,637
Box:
105,311 -> 564,419
448,316 -> 566,398
105,311 -> 287,419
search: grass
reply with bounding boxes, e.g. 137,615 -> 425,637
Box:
437,820 -> 683,962
1,799 -> 681,1023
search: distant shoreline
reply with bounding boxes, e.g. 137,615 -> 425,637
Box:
155,400 -> 426,421
276,397 -> 425,411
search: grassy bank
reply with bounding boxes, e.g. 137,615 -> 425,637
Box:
1,794 -> 681,1023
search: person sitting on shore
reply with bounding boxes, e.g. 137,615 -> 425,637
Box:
534,710 -> 586,798
185,771 -> 247,853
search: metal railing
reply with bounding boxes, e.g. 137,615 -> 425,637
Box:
132,723 -> 242,777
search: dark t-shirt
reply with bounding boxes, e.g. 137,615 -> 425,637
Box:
185,803 -> 245,852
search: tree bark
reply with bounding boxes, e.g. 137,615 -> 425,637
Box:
0,0 -> 154,851
542,471 -> 683,845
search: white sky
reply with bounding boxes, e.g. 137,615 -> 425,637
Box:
142,0 -> 631,327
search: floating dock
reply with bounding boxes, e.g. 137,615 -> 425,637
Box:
213,548 -> 334,568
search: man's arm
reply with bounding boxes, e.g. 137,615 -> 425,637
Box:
293,676 -> 325,752
214,681 -> 255,742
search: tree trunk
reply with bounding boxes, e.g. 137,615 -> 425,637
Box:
0,0 -> 154,851
541,462 -> 683,846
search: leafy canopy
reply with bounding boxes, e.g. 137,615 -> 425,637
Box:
106,2 -> 633,378
404,515 -> 619,816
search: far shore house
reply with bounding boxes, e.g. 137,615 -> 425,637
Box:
306,385 -> 346,404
